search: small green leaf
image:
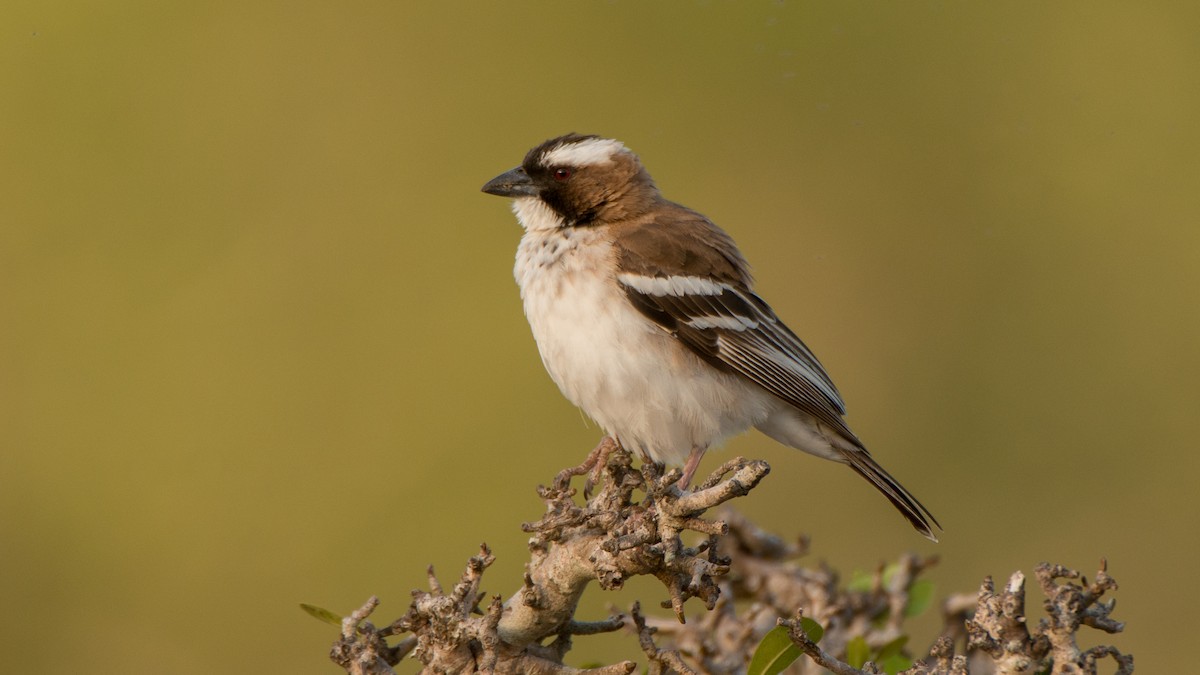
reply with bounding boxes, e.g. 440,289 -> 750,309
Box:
845,636 -> 870,669
877,653 -> 914,675
749,621 -> 824,675
881,563 -> 900,586
300,603 -> 343,626
905,579 -> 936,617
798,617 -> 824,644
849,564 -> 903,592
875,634 -> 909,661
847,570 -> 873,592
748,626 -> 801,675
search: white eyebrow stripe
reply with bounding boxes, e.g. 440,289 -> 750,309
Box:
541,138 -> 626,167
686,315 -> 759,331
617,274 -> 730,297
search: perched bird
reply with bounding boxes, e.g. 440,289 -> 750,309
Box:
482,134 -> 940,540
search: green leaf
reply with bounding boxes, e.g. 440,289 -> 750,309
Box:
300,603 -> 343,626
845,636 -> 870,669
748,621 -> 823,675
881,563 -> 900,586
905,579 -> 936,617
848,564 -> 902,592
798,617 -> 824,644
847,570 -> 873,592
875,634 -> 909,661
877,653 -> 914,675
748,626 -> 801,675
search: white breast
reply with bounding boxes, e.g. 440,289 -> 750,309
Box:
511,199 -> 771,465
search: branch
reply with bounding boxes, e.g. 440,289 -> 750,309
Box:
329,440 -> 768,673
781,610 -> 871,675
963,560 -> 1133,675
499,445 -> 768,646
317,439 -> 1133,674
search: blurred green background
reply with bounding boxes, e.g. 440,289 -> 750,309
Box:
2,1 -> 1196,672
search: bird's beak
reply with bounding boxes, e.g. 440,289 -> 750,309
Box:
482,167 -> 538,198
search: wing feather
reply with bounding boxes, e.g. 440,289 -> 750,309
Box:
613,211 -> 854,443
612,210 -> 940,539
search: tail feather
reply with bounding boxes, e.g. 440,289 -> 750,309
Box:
841,449 -> 941,542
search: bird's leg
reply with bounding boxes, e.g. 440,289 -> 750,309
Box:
677,446 -> 707,491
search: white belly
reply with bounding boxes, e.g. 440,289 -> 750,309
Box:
514,226 -> 771,465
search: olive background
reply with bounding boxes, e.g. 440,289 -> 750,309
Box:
2,2 -> 1197,672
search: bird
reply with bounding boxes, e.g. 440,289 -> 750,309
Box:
481,133 -> 940,541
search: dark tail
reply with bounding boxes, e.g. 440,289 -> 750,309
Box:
842,449 -> 941,542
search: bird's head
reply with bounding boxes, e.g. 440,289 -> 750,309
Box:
482,134 -> 658,230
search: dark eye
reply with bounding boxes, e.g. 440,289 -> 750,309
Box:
553,167 -> 572,182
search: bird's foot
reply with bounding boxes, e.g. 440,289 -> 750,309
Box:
553,436 -> 619,498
